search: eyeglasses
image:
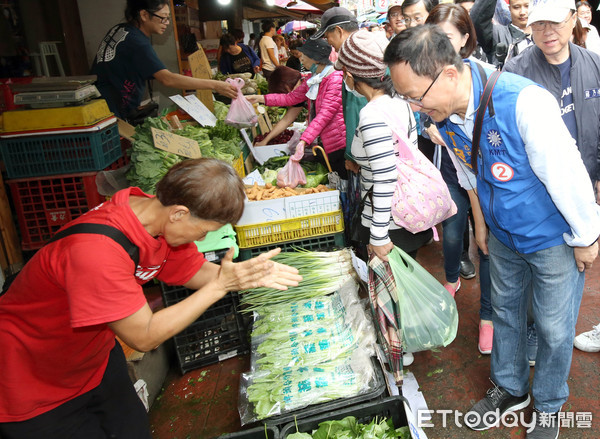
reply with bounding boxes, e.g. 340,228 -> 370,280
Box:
389,12 -> 405,20
531,11 -> 573,31
404,15 -> 425,25
396,68 -> 443,107
148,11 -> 170,24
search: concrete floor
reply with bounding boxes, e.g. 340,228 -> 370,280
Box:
148,238 -> 600,439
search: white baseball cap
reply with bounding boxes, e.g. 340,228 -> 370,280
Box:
527,0 -> 576,26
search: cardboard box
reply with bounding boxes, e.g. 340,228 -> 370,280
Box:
237,189 -> 340,226
240,128 -> 299,165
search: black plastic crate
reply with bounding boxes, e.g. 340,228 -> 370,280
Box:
220,425 -> 278,439
237,232 -> 345,261
261,357 -> 388,428
279,396 -> 409,438
160,285 -> 249,374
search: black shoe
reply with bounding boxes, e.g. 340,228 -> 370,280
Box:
527,409 -> 560,439
459,251 -> 476,279
465,381 -> 530,431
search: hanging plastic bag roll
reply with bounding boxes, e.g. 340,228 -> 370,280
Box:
388,246 -> 458,352
224,77 -> 259,128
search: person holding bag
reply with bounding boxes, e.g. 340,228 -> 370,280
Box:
247,38 -> 347,178
336,30 -> 434,264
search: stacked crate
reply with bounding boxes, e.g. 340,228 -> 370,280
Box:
0,100 -> 127,250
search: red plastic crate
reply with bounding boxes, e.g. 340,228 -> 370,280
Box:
8,155 -> 129,251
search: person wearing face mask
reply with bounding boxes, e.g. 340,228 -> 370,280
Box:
247,38 -> 347,178
336,29 -> 433,269
90,0 -> 236,121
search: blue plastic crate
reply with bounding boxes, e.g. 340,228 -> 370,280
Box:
0,119 -> 122,178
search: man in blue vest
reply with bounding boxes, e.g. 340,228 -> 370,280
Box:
384,25 -> 600,438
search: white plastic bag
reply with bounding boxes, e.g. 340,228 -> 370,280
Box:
224,78 -> 258,128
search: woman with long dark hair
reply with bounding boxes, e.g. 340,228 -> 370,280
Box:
91,0 -> 236,120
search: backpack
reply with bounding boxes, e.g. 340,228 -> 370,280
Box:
1,223 -> 139,297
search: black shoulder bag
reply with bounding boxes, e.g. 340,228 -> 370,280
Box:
472,63 -> 502,175
1,224 -> 139,297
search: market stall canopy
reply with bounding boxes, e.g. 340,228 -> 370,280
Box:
242,0 -> 324,19
281,20 -> 317,33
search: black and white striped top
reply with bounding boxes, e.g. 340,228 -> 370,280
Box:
350,94 -> 418,245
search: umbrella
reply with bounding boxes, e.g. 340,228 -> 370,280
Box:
368,256 -> 404,385
282,20 -> 317,33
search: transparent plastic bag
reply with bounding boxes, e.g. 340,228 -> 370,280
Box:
224,78 -> 258,128
388,246 -> 458,352
276,158 -> 306,188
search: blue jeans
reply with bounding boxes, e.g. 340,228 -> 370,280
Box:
441,181 -> 492,320
488,233 -> 585,412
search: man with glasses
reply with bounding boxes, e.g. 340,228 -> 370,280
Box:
91,1 -> 236,121
504,0 -> 600,368
385,25 -> 600,438
388,0 -> 407,37
471,0 -> 533,66
402,0 -> 434,28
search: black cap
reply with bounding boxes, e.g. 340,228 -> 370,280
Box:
311,7 -> 358,39
297,38 -> 333,64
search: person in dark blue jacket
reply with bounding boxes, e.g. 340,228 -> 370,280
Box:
385,25 -> 600,438
218,33 -> 260,76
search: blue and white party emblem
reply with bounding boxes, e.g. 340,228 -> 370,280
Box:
487,129 -> 502,147
491,162 -> 514,182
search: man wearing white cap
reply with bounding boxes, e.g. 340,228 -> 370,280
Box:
388,0 -> 407,37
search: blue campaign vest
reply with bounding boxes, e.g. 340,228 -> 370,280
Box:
437,60 -> 569,254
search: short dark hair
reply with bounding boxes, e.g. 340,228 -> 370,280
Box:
125,0 -> 169,25
324,21 -> 360,34
402,0 -> 434,13
268,66 -> 302,93
262,20 -> 275,33
353,75 -> 396,97
576,1 -> 592,9
220,33 -> 237,49
155,159 -> 245,225
425,4 -> 477,58
383,24 -> 463,78
232,29 -> 244,42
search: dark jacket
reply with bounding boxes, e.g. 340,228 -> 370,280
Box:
219,43 -> 260,75
504,43 -> 600,182
471,0 -> 530,65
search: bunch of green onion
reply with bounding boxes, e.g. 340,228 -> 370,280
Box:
239,249 -> 355,311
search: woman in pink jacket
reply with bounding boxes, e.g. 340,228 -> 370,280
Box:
248,38 -> 347,178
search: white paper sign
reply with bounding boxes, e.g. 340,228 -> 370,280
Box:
242,169 -> 265,186
351,250 -> 369,283
169,94 -> 217,127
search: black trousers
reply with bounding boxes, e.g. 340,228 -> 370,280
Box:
0,340 -> 151,439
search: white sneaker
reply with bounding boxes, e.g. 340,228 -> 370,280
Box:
403,352 -> 414,367
574,324 -> 600,352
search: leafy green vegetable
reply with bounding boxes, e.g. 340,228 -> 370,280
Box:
285,416 -> 410,439
213,101 -> 229,121
126,117 -> 184,194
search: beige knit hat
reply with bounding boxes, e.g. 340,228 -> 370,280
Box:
335,30 -> 390,78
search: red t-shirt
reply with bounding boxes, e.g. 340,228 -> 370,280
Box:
0,187 -> 206,422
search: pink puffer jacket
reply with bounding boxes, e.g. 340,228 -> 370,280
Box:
264,70 -> 346,155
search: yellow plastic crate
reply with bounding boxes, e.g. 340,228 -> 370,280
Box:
2,99 -> 112,133
235,209 -> 344,248
233,151 -> 245,178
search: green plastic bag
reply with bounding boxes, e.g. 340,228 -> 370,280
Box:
195,224 -> 238,258
388,246 -> 458,352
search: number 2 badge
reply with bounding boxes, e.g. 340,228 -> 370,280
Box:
491,162 -> 514,182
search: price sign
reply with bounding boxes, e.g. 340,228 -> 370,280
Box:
169,94 -> 217,127
151,127 -> 201,159
188,43 -> 214,113
376,0 -> 388,12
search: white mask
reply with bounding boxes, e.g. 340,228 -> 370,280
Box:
344,79 -> 364,99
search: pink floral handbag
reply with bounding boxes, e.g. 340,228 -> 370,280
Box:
391,142 -> 457,237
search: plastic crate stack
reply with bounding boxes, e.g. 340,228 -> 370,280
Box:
0,99 -> 127,250
160,283 -> 249,374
